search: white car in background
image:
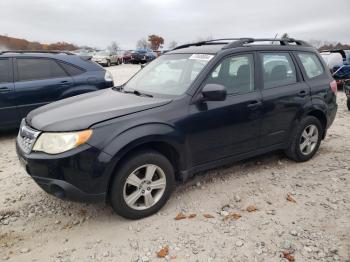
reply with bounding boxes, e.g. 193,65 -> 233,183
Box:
92,50 -> 123,67
320,51 -> 343,69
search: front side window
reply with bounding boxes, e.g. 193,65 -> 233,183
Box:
261,53 -> 297,89
123,54 -> 212,96
297,52 -> 324,79
205,54 -> 255,94
0,59 -> 11,83
17,58 -> 67,81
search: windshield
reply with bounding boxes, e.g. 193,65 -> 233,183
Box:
123,54 -> 212,96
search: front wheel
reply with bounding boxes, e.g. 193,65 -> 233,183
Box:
285,116 -> 323,162
110,150 -> 175,219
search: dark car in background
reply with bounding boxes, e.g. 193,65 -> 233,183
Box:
130,48 -> 157,64
332,65 -> 350,89
122,51 -> 133,64
0,51 -> 114,130
16,38 -> 337,219
344,80 -> 350,110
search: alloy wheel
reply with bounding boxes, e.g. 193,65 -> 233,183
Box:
299,124 -> 319,155
123,164 -> 167,210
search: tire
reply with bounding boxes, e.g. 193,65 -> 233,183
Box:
106,60 -> 111,67
110,150 -> 175,219
347,99 -> 350,111
285,116 -> 323,162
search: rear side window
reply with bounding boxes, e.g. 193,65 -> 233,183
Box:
17,58 -> 68,81
0,59 -> 11,83
59,62 -> 85,76
297,53 -> 324,79
261,53 -> 297,89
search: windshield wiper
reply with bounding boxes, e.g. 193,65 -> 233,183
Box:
132,90 -> 153,97
114,85 -> 153,97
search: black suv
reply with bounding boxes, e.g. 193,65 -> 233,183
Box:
0,51 -> 114,130
16,38 -> 337,219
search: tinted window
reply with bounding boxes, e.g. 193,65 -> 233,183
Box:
59,62 -> 85,76
205,54 -> 255,94
261,53 -> 297,89
0,59 -> 11,83
297,53 -> 324,79
17,58 -> 67,81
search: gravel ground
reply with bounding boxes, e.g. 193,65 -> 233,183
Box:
0,64 -> 349,262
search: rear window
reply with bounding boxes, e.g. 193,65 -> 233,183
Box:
297,53 -> 324,79
59,62 -> 85,76
0,59 -> 11,83
17,58 -> 68,81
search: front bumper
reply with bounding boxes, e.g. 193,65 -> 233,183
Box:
16,141 -> 112,203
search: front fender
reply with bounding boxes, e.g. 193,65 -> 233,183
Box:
95,123 -> 190,184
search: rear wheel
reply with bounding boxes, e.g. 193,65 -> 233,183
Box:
110,150 -> 175,219
347,98 -> 350,111
285,116 -> 323,162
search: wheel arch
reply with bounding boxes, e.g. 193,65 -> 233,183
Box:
102,124 -> 189,200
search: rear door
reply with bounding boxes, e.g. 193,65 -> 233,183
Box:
14,57 -> 74,118
0,58 -> 19,128
258,51 -> 311,147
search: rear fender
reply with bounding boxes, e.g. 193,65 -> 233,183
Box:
60,85 -> 98,99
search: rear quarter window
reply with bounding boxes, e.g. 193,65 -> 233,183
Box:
58,62 -> 85,76
297,53 -> 325,79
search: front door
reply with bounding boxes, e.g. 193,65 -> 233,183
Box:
187,53 -> 263,165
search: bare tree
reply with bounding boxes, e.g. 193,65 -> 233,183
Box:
281,33 -> 289,39
108,41 -> 120,52
136,38 -> 149,49
168,41 -> 178,49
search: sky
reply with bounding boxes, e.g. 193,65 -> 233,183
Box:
0,0 -> 349,50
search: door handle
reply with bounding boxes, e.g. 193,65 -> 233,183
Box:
298,90 -> 308,97
59,81 -> 72,86
0,87 -> 11,93
247,101 -> 262,108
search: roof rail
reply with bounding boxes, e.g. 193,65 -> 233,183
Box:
223,38 -> 311,49
171,38 -> 312,51
172,38 -> 242,50
0,50 -> 75,55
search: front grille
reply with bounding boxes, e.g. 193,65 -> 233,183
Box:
17,120 -> 40,154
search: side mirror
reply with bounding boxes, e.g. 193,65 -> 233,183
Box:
201,84 -> 227,101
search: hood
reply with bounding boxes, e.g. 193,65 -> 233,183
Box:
27,89 -> 171,132
93,55 -> 108,59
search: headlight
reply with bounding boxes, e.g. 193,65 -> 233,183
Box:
33,130 -> 93,154
104,71 -> 113,82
